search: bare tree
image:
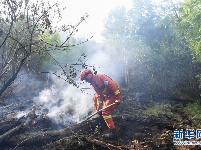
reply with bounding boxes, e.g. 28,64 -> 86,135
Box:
0,0 -> 88,98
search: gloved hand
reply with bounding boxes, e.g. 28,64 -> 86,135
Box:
115,100 -> 120,105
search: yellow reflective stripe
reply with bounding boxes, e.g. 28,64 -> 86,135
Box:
97,100 -> 102,104
103,87 -> 107,93
114,90 -> 120,95
103,115 -> 112,120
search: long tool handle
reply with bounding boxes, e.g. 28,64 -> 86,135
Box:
86,102 -> 117,120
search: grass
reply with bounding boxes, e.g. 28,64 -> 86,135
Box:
143,100 -> 201,128
182,100 -> 201,128
185,100 -> 201,120
143,102 -> 173,117
143,102 -> 184,121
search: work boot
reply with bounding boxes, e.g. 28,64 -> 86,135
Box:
94,115 -> 107,134
102,128 -> 116,139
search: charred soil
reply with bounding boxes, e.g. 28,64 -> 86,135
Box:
0,92 -> 200,150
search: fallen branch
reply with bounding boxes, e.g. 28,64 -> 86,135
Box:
89,138 -> 144,150
0,120 -> 18,135
90,138 -> 123,149
0,103 -> 13,109
0,125 -> 22,143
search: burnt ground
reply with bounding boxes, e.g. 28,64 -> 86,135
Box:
0,91 -> 201,150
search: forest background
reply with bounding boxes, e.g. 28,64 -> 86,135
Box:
0,0 -> 201,111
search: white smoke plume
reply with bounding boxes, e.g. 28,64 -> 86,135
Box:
87,49 -> 123,83
33,74 -> 94,126
32,47 -> 124,127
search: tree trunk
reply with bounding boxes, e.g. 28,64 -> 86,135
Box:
0,56 -> 28,97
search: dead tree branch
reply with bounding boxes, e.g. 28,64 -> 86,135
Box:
0,125 -> 22,143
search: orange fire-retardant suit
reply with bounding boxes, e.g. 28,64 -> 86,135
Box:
80,69 -> 122,131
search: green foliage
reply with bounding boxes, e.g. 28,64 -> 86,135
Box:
144,103 -> 167,116
185,101 -> 201,120
175,0 -> 201,96
178,0 -> 201,61
39,29 -> 61,46
103,6 -> 128,48
184,100 -> 201,128
143,102 -> 176,118
103,0 -> 200,99
0,0 -> 73,97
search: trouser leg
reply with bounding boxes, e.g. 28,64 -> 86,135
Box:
102,97 -> 116,129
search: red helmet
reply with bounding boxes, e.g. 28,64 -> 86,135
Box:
80,69 -> 93,81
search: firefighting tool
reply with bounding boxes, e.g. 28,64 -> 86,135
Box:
86,100 -> 120,120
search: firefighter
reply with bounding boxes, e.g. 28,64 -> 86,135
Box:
80,69 -> 122,139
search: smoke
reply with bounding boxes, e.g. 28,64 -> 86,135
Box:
87,50 -> 122,82
32,45 -> 125,127
33,73 -> 94,126
0,41 -> 128,130
12,69 -> 43,97
79,41 -> 126,85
